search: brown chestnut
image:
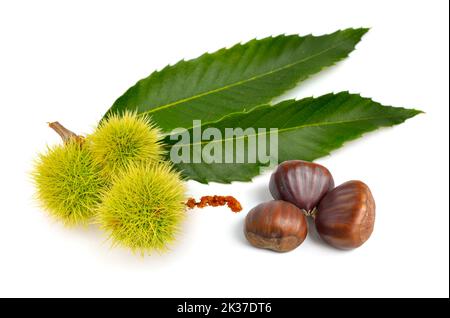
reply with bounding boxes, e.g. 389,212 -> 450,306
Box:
315,180 -> 375,249
269,160 -> 334,213
244,200 -> 308,252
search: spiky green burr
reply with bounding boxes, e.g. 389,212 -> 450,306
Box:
87,111 -> 163,178
32,127 -> 105,226
97,162 -> 186,255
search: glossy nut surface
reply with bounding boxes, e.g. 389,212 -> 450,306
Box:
244,200 -> 308,252
315,180 -> 375,249
269,160 -> 334,212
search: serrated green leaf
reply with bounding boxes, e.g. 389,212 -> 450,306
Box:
165,92 -> 422,183
104,28 -> 368,132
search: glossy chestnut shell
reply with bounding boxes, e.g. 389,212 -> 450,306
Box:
244,200 -> 308,252
269,160 -> 334,212
315,180 -> 375,249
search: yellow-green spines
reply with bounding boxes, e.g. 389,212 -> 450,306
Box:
32,140 -> 105,226
87,112 -> 163,177
97,163 -> 186,254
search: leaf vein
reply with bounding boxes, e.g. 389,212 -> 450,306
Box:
172,114 -> 412,148
140,40 -> 352,116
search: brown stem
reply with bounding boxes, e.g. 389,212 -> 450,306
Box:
48,122 -> 84,145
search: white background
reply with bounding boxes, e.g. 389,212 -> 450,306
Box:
0,0 -> 448,298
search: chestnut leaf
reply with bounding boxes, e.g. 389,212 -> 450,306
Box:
104,28 -> 368,132
165,92 -> 422,183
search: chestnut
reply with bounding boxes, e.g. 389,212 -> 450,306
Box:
244,200 -> 308,252
315,180 -> 375,249
269,160 -> 334,213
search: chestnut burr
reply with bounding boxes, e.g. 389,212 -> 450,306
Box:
315,180 -> 375,249
269,160 -> 334,213
244,200 -> 308,252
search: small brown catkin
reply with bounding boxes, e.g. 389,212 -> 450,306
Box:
186,195 -> 242,213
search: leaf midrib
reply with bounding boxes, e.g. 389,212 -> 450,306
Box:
140,39 -> 352,117
170,114 -> 411,148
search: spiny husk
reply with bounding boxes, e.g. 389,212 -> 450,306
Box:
97,162 -> 186,255
87,111 -> 163,178
32,140 -> 105,226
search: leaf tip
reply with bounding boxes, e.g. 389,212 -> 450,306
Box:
409,108 -> 425,117
339,27 -> 370,45
359,27 -> 371,35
